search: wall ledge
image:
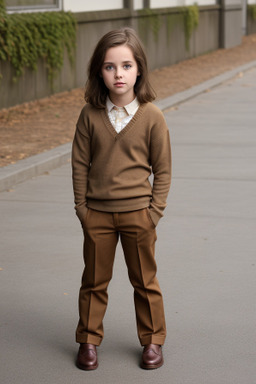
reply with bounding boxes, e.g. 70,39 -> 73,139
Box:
74,5 -> 221,24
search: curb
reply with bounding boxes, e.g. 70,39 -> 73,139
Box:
1,60 -> 256,192
154,60 -> 256,111
0,143 -> 71,192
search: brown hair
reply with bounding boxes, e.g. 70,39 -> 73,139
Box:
84,27 -> 156,108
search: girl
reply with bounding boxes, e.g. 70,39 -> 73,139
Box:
72,27 -> 171,370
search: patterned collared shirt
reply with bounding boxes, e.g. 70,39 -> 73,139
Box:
106,96 -> 140,133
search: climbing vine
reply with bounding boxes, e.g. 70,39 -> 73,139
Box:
144,8 -> 161,42
138,4 -> 199,50
0,0 -> 76,84
182,4 -> 199,50
138,8 -> 162,42
248,4 -> 256,21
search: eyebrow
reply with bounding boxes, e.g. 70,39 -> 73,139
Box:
103,60 -> 134,65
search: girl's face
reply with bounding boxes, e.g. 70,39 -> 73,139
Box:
101,44 -> 140,106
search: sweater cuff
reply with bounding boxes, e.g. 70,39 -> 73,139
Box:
149,209 -> 161,227
75,205 -> 88,223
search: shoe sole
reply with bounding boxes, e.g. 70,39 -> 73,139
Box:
140,359 -> 164,370
76,361 -> 98,371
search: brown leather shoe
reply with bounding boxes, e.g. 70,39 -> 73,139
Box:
141,344 -> 164,369
76,343 -> 98,370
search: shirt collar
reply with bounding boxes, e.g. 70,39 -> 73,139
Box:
106,96 -> 139,116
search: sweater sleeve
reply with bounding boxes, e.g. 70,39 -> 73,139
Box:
149,113 -> 172,226
71,108 -> 91,223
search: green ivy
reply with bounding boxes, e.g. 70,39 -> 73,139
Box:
0,1 -> 76,84
138,5 -> 199,51
182,4 -> 199,51
146,8 -> 162,42
248,4 -> 256,21
138,8 -> 162,42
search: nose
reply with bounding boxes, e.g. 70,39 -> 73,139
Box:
115,67 -> 122,78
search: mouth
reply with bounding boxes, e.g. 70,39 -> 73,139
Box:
114,82 -> 125,86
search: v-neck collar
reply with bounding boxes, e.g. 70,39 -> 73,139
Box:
101,104 -> 146,140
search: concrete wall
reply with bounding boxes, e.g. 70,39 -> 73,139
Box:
220,0 -> 243,48
0,5 -> 221,109
63,0 -> 123,13
247,5 -> 256,34
133,6 -> 220,69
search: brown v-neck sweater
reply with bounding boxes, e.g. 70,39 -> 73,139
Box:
72,102 -> 171,226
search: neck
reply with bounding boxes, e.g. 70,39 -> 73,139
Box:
109,93 -> 135,107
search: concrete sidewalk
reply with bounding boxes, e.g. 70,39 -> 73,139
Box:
1,66 -> 256,384
1,60 -> 256,192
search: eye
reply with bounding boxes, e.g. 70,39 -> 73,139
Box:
124,64 -> 132,70
105,65 -> 114,71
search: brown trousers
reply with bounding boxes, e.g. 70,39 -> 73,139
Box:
76,208 -> 166,346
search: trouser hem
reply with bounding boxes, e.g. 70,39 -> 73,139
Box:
140,335 -> 166,346
76,333 -> 102,346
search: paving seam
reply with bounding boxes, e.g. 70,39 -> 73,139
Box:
1,60 -> 256,192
